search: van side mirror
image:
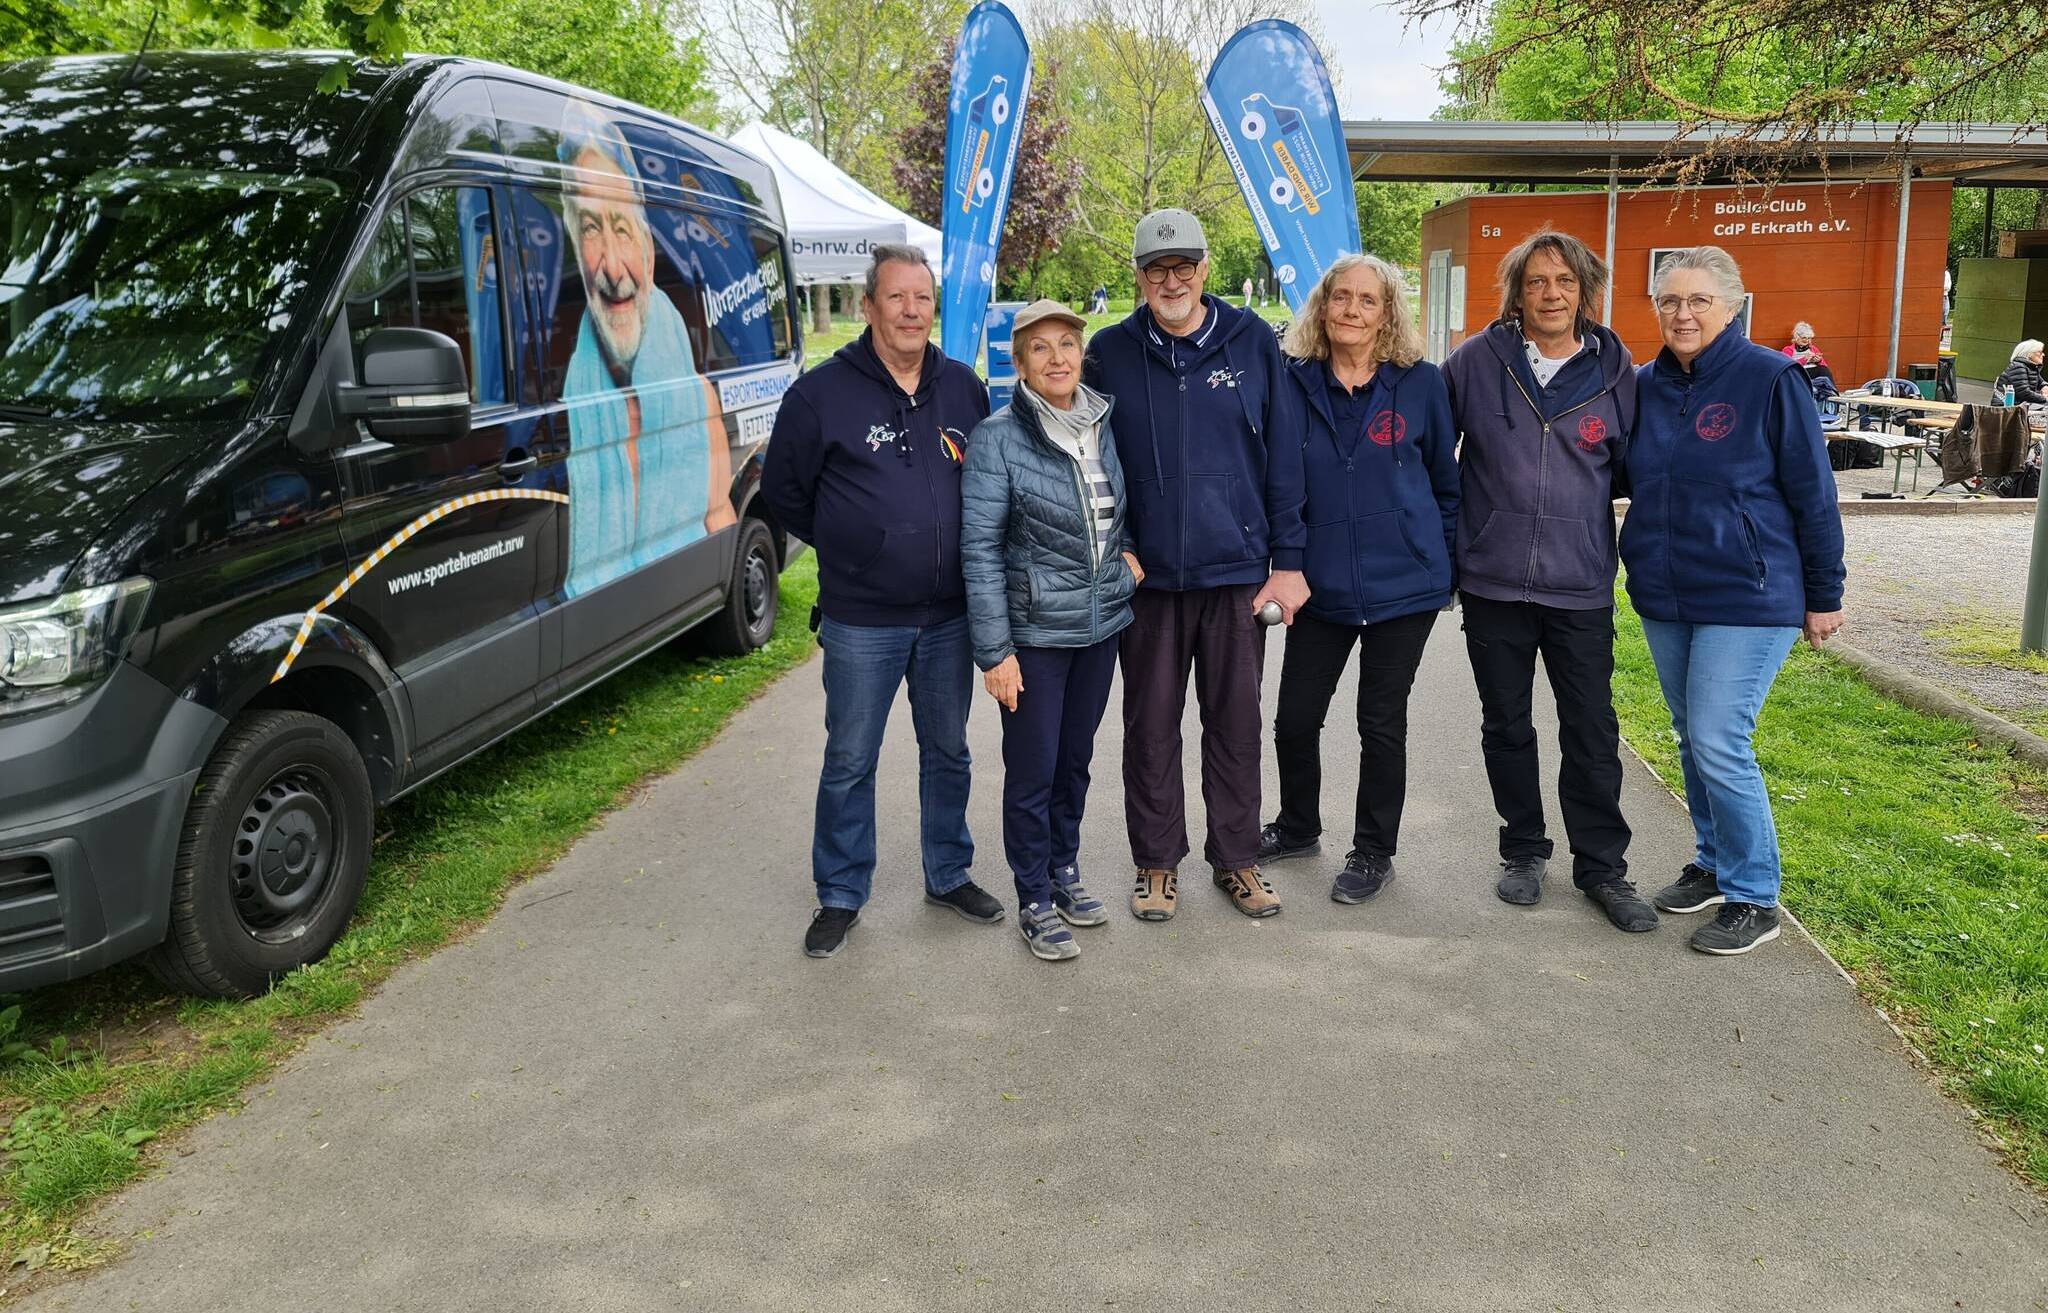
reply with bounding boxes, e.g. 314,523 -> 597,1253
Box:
335,328 -> 472,443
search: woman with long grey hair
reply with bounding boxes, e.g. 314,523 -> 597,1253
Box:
1621,245 -> 1846,955
1254,253 -> 1459,906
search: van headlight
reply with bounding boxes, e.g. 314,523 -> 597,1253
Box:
0,579 -> 154,717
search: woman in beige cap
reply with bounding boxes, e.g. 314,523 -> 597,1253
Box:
960,300 -> 1144,960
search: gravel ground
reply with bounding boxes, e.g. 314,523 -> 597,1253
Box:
1841,511 -> 2048,729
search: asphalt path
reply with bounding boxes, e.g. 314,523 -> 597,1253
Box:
28,615 -> 2048,1312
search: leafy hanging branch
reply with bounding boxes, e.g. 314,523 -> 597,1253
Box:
1412,0 -> 2048,185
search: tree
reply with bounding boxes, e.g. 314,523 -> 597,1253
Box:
1412,0 -> 2048,185
705,0 -> 970,196
3,0 -> 717,121
892,35 -> 1083,297
1357,182 -> 1437,269
1032,0 -> 1323,297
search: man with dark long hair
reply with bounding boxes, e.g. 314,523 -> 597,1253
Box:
1441,228 -> 1657,934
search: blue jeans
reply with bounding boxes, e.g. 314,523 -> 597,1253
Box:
1638,619 -> 1798,907
813,614 -> 975,911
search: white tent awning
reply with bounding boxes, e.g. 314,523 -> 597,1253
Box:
731,122 -> 943,286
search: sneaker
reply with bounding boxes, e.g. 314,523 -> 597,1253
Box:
803,907 -> 859,958
1653,862 -> 1726,915
1019,902 -> 1080,961
1129,868 -> 1178,921
1584,879 -> 1659,933
1256,822 -> 1320,863
1689,902 -> 1781,955
1495,854 -> 1546,905
1051,865 -> 1109,927
1331,851 -> 1395,904
924,881 -> 1006,924
1213,865 -> 1281,917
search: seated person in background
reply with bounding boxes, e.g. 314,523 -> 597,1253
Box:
1995,339 -> 2045,407
1781,322 -> 1828,370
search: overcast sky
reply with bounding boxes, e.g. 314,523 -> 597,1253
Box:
1308,1 -> 1456,122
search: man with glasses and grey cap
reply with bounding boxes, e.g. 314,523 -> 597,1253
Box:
1082,207 -> 1308,924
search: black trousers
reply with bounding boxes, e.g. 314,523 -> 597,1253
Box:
1270,608 -> 1437,858
1121,585 -> 1266,870
1459,593 -> 1631,888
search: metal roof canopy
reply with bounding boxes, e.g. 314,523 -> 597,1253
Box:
1347,120 -> 2048,375
1345,119 -> 2048,187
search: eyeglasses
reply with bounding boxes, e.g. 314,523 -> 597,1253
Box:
1653,294 -> 1718,318
1142,261 -> 1201,286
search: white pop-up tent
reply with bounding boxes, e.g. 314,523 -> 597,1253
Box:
732,121 -> 943,285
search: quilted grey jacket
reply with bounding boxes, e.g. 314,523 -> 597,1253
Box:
961,391 -> 1137,670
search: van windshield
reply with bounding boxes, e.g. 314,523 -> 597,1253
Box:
0,168 -> 343,421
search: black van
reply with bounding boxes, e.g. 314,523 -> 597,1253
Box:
0,52 -> 803,995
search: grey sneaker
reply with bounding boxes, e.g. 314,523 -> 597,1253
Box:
1019,902 -> 1080,961
1653,863 -> 1725,914
1051,865 -> 1109,926
1495,854 -> 1547,905
1689,902 -> 1781,956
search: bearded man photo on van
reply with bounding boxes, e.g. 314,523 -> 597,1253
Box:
556,102 -> 734,598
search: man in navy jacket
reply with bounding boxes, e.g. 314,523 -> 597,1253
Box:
763,245 -> 1005,958
1442,228 -> 1658,934
1081,208 -> 1308,922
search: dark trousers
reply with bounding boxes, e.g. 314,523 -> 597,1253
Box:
1120,584 -> 1266,870
1459,593 -> 1631,888
1270,608 -> 1437,858
1000,638 -> 1121,909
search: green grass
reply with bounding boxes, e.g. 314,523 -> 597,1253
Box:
1924,610 -> 2048,675
0,555 -> 821,1271
1611,594 -> 2048,1188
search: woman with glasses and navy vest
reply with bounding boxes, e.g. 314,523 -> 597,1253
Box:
1621,246 -> 1846,956
1254,253 -> 1460,906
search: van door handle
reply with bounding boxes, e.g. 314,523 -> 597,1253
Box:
500,449 -> 538,480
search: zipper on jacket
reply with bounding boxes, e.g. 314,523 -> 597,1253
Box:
1502,366 -> 1611,599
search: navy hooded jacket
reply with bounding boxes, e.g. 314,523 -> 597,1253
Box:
1619,327 -> 1845,627
1081,296 -> 1307,591
1288,355 -> 1459,625
761,330 -> 990,626
1442,319 -> 1635,610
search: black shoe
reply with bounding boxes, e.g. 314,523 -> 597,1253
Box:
1331,851 -> 1395,904
924,881 -> 1006,924
1585,879 -> 1659,933
1689,902 -> 1781,955
1495,854 -> 1547,905
1257,822 -> 1320,863
1653,862 -> 1726,914
804,907 -> 859,958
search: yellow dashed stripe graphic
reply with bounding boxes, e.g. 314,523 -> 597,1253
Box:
272,488 -> 570,684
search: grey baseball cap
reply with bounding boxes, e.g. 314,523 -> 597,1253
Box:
1132,208 -> 1207,266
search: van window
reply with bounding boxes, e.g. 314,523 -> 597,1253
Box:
0,169 -> 344,421
342,186 -> 507,406
654,208 -> 792,373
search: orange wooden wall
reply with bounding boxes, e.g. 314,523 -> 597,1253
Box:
1416,181 -> 1951,388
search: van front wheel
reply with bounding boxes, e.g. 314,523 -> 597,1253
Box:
704,517 -> 780,655
146,710 -> 373,998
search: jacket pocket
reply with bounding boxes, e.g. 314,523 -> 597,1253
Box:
847,524 -> 936,605
1184,473 -> 1256,569
1528,516 -> 1610,594
1459,509 -> 1536,587
1738,512 -> 1767,586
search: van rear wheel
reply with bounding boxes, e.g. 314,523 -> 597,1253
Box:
703,517 -> 780,655
145,710 -> 373,998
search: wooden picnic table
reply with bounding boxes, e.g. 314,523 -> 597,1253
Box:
1835,390 -> 1963,419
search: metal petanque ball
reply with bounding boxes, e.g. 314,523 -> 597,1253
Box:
1257,600 -> 1284,626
